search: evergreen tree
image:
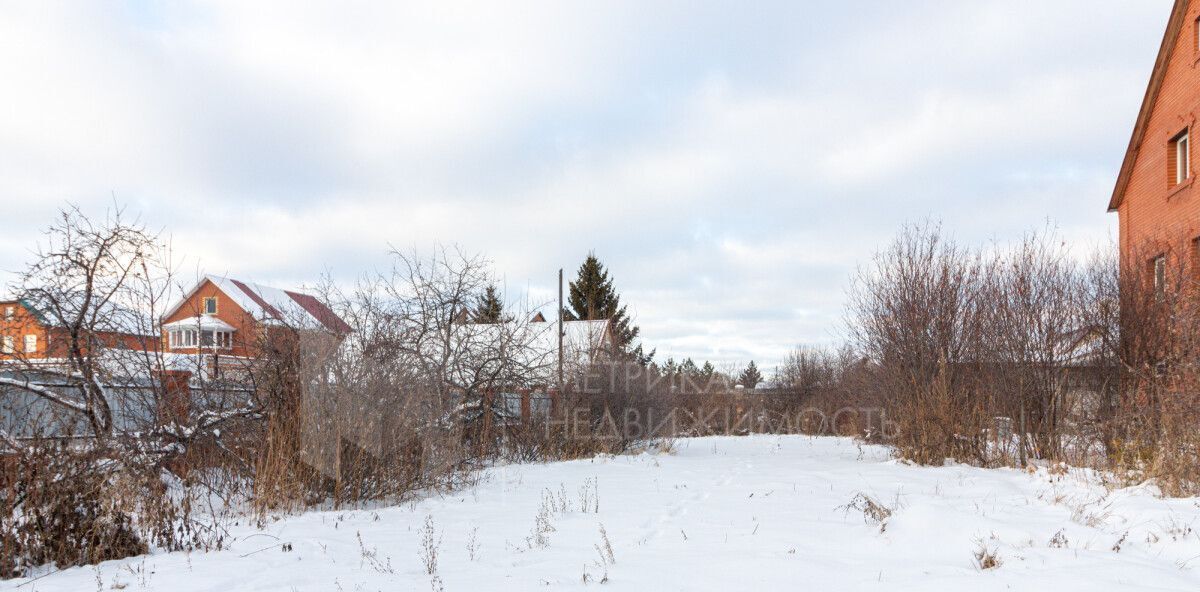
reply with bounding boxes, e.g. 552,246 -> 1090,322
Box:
564,253 -> 641,351
739,360 -> 763,389
473,285 -> 504,323
628,343 -> 655,366
662,357 -> 678,375
679,358 -> 699,376
699,361 -> 715,382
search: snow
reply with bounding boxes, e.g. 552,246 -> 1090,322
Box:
163,275 -> 338,332
9,435 -> 1200,591
162,316 -> 237,331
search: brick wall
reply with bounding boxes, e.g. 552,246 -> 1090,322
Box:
161,279 -> 261,358
1120,0 -> 1200,269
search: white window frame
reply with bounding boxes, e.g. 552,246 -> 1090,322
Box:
3,306 -> 12,320
23,334 -> 36,354
1176,130 -> 1190,185
169,327 -> 232,349
1,336 -> 12,354
200,330 -> 232,349
203,297 -> 218,315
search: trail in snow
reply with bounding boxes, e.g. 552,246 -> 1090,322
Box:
9,435 -> 1200,591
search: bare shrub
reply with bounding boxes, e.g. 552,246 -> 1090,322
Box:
982,227 -> 1095,464
355,531 -> 394,574
840,492 -> 893,532
595,523 -> 615,564
846,223 -> 1126,469
418,515 -> 441,576
973,539 -> 1002,570
1048,529 -> 1068,548
848,222 -> 994,464
0,444 -> 144,577
0,206 -> 253,574
527,489 -> 559,549
1103,241 -> 1200,495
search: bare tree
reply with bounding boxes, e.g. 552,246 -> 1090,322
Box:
1,206 -> 165,440
0,206 -> 263,574
983,228 -> 1089,461
847,222 -> 992,463
773,346 -> 838,398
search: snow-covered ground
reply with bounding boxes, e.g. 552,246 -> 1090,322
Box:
10,435 -> 1200,591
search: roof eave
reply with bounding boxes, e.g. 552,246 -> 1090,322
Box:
1109,0 -> 1189,213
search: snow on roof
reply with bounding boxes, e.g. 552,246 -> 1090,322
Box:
165,275 -> 351,334
162,315 -> 237,332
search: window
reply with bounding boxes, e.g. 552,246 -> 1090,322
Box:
23,335 -> 36,354
1171,129 -> 1190,186
169,329 -> 231,349
205,330 -> 232,349
1153,254 -> 1167,297
3,306 -> 12,320
1,336 -> 12,354
203,297 -> 218,315
171,329 -> 198,348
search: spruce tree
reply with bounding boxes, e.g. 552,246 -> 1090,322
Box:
564,253 -> 640,350
739,360 -> 763,389
679,358 -> 699,376
473,285 -> 504,323
661,357 -> 678,375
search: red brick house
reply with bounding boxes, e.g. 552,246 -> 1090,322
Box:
1,275 -> 348,371
0,299 -> 158,361
160,274 -> 351,365
1110,0 -> 1200,279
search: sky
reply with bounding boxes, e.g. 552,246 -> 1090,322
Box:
0,0 -> 1175,371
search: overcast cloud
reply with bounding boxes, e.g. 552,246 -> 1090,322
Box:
0,0 -> 1172,370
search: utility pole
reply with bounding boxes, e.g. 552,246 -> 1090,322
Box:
558,268 -> 564,390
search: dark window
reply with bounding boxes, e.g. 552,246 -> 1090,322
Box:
204,297 -> 217,315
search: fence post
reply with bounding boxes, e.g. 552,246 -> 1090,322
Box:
156,370 -> 192,426
549,386 -> 560,418
520,388 -> 532,425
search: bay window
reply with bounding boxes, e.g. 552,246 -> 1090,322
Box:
169,328 -> 232,349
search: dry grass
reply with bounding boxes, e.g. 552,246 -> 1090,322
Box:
840,493 -> 894,532
973,539 -> 1003,570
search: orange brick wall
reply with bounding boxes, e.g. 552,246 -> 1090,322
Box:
161,279 -> 261,358
0,301 -> 159,360
1120,0 -> 1200,267
0,301 -> 50,359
